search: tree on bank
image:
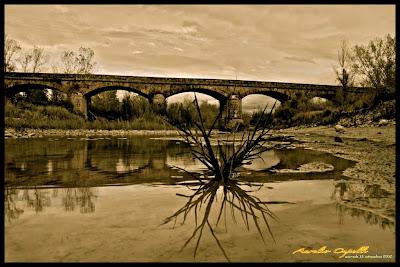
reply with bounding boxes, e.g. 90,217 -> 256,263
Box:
18,50 -> 33,72
31,46 -> 48,73
17,45 -> 48,73
333,40 -> 355,104
351,34 -> 396,102
335,40 -> 355,88
14,45 -> 49,104
90,91 -> 121,120
4,35 -> 21,72
60,47 -> 96,74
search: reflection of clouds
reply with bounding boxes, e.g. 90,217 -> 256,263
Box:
166,154 -> 207,173
242,150 -> 280,171
20,162 -> 26,171
115,158 -> 140,174
91,155 -> 149,173
47,160 -> 53,173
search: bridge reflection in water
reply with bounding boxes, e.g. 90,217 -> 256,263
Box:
5,137 -> 354,188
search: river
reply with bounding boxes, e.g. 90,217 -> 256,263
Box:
4,136 -> 395,262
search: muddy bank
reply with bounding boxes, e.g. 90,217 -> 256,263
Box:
276,125 -> 396,222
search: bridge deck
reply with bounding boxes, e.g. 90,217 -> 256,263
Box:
4,72 -> 368,92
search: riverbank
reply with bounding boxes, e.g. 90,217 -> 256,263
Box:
4,128 -> 181,138
279,124 -> 396,223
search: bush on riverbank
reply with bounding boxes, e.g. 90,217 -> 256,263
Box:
5,101 -> 172,130
270,94 -> 395,128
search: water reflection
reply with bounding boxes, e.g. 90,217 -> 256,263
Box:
335,204 -> 394,231
5,137 -> 355,188
242,150 -> 280,171
62,187 -> 97,213
5,187 -> 24,221
22,186 -> 52,213
332,179 -> 395,231
162,178 -> 277,262
4,186 -> 98,222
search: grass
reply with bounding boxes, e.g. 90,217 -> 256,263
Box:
5,101 -> 172,130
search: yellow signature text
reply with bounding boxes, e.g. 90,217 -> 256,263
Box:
293,246 -> 369,258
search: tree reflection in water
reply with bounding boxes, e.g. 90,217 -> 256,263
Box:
22,186 -> 51,213
332,179 -> 395,230
62,187 -> 97,213
162,178 -> 277,261
5,187 -> 24,222
4,186 -> 98,222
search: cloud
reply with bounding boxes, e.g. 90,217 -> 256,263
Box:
173,47 -> 183,52
102,29 -> 148,39
284,56 -> 316,64
5,5 -> 395,86
54,5 -> 69,14
181,20 -> 201,34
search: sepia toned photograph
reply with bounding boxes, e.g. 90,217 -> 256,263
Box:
4,4 -> 396,262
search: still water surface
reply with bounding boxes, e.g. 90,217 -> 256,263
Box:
4,137 -> 395,262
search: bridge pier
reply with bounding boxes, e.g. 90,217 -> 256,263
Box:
151,93 -> 167,115
70,93 -> 88,119
220,94 -> 243,130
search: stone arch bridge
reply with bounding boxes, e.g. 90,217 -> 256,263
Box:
4,72 -> 372,127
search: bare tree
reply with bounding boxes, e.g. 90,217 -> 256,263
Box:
31,45 -> 48,73
51,63 -> 59,73
4,34 -> 21,72
61,50 -> 77,74
76,47 -> 96,74
18,50 -> 33,72
60,47 -> 96,74
334,40 -> 354,89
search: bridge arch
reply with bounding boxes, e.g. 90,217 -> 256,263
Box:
242,91 -> 290,103
311,93 -> 339,104
5,83 -> 64,98
84,86 -> 150,100
241,94 -> 281,115
165,87 -> 227,103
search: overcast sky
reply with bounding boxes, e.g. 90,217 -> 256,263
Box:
5,5 -> 395,109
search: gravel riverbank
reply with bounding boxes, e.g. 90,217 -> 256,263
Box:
4,128 -> 180,138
